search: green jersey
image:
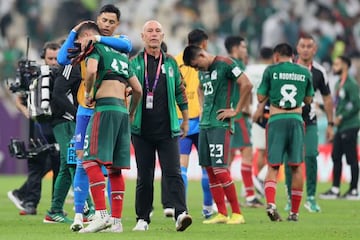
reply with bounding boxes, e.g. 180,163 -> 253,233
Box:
257,62 -> 313,110
87,43 -> 133,96
334,75 -> 360,132
230,58 -> 246,120
199,56 -> 243,129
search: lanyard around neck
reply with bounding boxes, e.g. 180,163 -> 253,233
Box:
144,51 -> 163,93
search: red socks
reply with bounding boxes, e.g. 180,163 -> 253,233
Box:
83,161 -> 106,210
241,163 -> 255,197
291,189 -> 303,214
108,172 -> 125,218
264,180 -> 277,205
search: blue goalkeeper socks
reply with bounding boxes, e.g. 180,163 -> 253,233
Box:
201,168 -> 213,206
181,166 -> 188,193
73,159 -> 89,214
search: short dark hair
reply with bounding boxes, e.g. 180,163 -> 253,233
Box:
224,36 -> 245,54
273,43 -> 293,57
188,29 -> 208,46
338,55 -> 351,68
41,41 -> 60,59
77,22 -> 100,37
183,45 -> 202,66
260,47 -> 273,60
298,33 -> 315,42
99,4 -> 121,21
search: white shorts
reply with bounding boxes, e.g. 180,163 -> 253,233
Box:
251,123 -> 266,150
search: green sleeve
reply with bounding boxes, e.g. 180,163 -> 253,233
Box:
173,59 -> 188,111
257,66 -> 270,96
306,72 -> 314,97
226,62 -> 243,81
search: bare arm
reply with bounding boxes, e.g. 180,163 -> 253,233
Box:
84,58 -> 98,106
303,96 -> 313,105
322,94 -> 334,141
217,73 -> 252,121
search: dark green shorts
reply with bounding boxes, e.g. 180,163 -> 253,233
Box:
83,98 -> 130,169
304,124 -> 318,157
230,115 -> 252,149
267,114 -> 304,166
198,128 -> 231,167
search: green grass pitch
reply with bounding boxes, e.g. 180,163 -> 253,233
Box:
0,175 -> 360,240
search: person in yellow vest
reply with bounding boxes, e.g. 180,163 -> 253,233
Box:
161,29 -> 216,219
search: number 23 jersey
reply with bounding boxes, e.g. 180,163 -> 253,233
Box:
257,62 -> 313,109
199,56 -> 243,129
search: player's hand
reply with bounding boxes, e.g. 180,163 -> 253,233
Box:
180,120 -> 189,139
326,125 -> 334,142
252,108 -> 263,122
216,108 -> 236,121
85,95 -> 95,108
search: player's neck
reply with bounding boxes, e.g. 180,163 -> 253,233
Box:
145,47 -> 161,58
297,58 -> 312,67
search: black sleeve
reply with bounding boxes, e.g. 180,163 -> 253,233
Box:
51,66 -> 78,116
314,69 -> 331,96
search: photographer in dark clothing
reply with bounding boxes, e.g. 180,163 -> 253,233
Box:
7,42 -> 61,215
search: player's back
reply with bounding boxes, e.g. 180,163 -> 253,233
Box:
265,62 -> 312,109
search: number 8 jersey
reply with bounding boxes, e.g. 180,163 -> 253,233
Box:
257,62 -> 313,109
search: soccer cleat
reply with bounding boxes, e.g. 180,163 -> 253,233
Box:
19,203 -> 36,215
227,213 -> 245,224
43,211 -> 73,223
304,196 -> 321,212
83,208 -> 96,223
341,189 -> 360,200
266,204 -> 282,222
319,189 -> 340,200
7,190 -> 24,211
246,197 -> 265,208
132,219 -> 149,231
163,208 -> 175,218
100,222 -> 123,233
175,212 -> 192,231
70,214 -> 84,232
202,207 -> 215,219
79,216 -> 111,233
202,213 -> 228,224
287,212 -> 299,222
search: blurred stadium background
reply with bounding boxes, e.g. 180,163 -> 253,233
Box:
0,0 -> 359,181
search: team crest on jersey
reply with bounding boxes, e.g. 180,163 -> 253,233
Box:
232,66 -> 242,77
168,66 -> 174,77
339,89 -> 345,99
211,70 -> 217,80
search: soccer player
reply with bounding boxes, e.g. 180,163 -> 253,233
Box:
56,4 -> 132,230
130,20 -> 192,232
284,34 -> 334,212
320,56 -> 360,200
224,35 -> 263,207
257,43 -> 313,222
161,28 -> 215,218
77,22 -> 142,233
183,45 -> 252,224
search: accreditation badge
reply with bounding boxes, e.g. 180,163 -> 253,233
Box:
146,92 -> 154,109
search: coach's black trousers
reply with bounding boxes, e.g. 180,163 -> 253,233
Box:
332,127 -> 359,190
132,134 -> 187,223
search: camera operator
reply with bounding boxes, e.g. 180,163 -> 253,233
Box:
7,42 -> 61,215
